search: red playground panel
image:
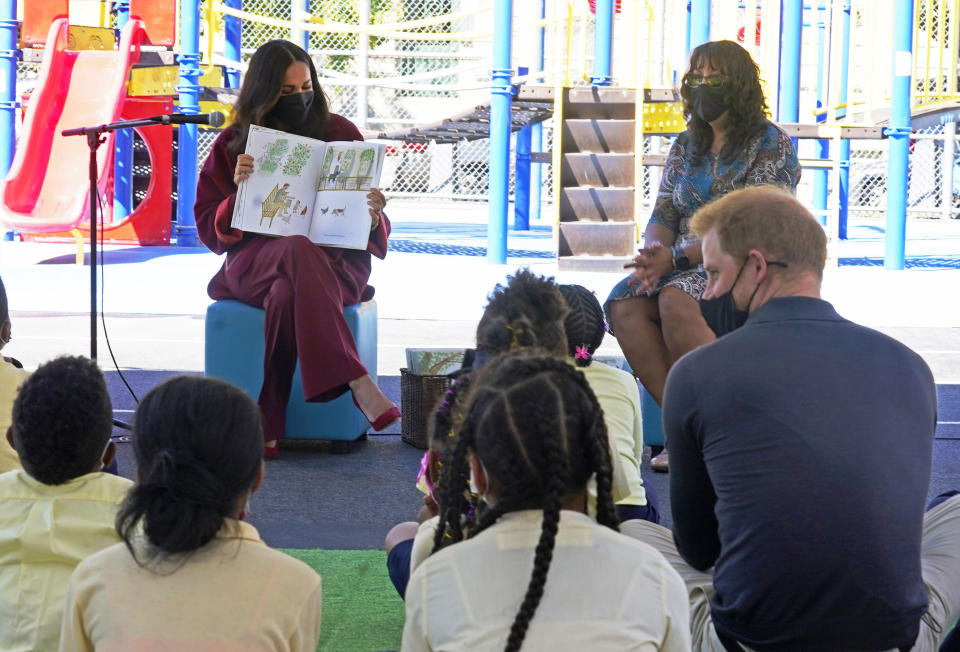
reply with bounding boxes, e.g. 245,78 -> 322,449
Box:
20,0 -> 68,46
130,0 -> 177,46
0,18 -> 174,244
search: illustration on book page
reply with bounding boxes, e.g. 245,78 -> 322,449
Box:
234,126 -> 322,238
317,144 -> 379,191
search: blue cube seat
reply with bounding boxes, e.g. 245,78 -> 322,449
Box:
204,299 -> 377,442
620,359 -> 665,449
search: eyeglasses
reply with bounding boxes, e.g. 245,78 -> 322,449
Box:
683,73 -> 727,88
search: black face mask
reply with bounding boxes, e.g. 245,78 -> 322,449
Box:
689,85 -> 729,123
700,257 -> 789,337
270,91 -> 314,132
699,260 -> 751,337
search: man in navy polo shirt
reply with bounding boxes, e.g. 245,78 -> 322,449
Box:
623,186 -> 960,652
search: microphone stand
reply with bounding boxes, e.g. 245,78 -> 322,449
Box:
62,116 -> 175,432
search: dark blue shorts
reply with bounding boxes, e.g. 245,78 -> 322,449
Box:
386,538 -> 414,599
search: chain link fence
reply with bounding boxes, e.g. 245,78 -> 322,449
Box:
849,124 -> 960,219
222,0 -> 600,203
11,2 -> 960,219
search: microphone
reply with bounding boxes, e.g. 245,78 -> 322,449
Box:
148,111 -> 226,127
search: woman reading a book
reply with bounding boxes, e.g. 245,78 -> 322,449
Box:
194,40 -> 399,458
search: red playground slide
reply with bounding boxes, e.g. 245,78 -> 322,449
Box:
0,18 -> 146,233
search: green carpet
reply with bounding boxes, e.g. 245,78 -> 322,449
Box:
281,549 -> 405,652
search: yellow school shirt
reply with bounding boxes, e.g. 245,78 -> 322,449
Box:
0,469 -> 133,652
575,360 -> 648,506
0,360 -> 30,473
60,519 -> 323,652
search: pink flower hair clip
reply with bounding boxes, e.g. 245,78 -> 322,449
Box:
575,345 -> 590,360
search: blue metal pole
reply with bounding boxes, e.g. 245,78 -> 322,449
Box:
885,0 -> 913,269
515,127 -> 531,230
531,0 -> 545,223
592,0 -> 614,85
113,1 -> 134,221
224,0 -> 242,88
488,0 -> 513,263
689,0 -> 710,51
176,0 -> 202,247
778,0 -> 802,127
514,67 -> 531,231
298,0 -> 310,52
838,0 -> 851,239
0,0 -> 17,178
813,0 -> 828,226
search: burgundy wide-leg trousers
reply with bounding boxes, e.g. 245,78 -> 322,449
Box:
209,235 -> 368,442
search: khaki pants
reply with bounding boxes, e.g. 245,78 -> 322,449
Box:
621,494 -> 960,652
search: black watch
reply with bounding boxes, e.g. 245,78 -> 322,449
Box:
672,244 -> 691,271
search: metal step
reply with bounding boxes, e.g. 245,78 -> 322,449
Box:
564,87 -> 637,120
562,119 -> 636,153
561,153 -> 635,187
560,187 -> 634,222
558,254 -> 635,272
558,221 -> 635,257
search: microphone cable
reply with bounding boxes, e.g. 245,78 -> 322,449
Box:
95,186 -> 139,436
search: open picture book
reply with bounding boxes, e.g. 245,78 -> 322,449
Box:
231,124 -> 386,249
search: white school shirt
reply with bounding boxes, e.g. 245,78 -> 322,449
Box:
402,509 -> 690,652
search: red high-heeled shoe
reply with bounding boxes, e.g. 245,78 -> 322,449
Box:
263,440 -> 279,460
353,397 -> 401,432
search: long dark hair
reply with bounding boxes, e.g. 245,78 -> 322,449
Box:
228,39 -> 331,153
681,40 -> 769,163
433,352 -> 618,652
116,376 -> 263,560
558,285 -> 605,368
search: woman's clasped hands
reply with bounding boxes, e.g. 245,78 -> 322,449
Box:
624,241 -> 674,295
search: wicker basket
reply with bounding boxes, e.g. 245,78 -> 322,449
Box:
400,368 -> 453,449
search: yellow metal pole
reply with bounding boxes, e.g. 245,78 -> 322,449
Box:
71,229 -> 85,266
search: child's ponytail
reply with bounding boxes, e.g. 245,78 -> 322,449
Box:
558,285 -> 606,368
117,376 -> 263,562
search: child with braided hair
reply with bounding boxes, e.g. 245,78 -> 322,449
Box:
401,352 -> 689,652
385,373 -> 472,598
386,269 -> 572,599
559,284 -> 661,524
472,268 -> 570,365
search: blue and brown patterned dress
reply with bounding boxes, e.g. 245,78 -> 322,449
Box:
607,120 -> 801,310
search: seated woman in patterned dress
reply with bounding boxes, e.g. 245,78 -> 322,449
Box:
605,40 -> 801,471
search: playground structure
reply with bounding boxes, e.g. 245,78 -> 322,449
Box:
0,1 -> 958,269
